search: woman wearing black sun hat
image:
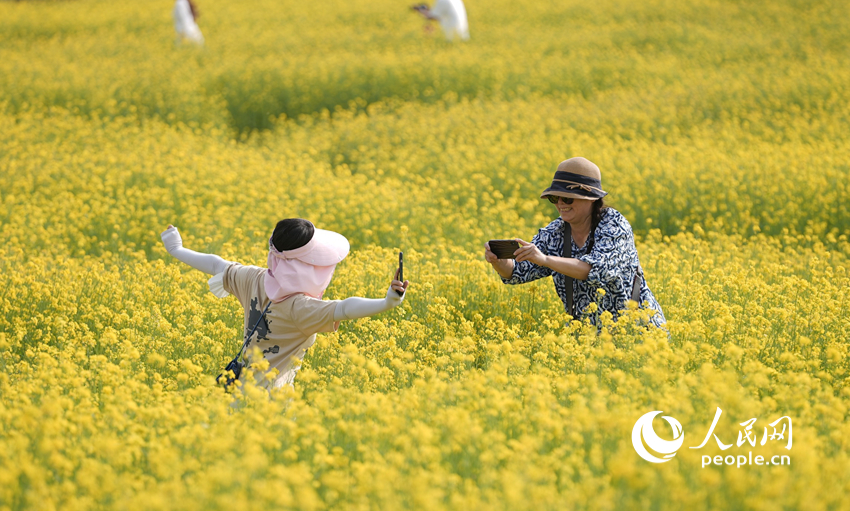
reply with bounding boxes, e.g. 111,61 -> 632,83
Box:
484,157 -> 666,328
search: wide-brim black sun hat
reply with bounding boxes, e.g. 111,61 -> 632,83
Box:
540,157 -> 608,201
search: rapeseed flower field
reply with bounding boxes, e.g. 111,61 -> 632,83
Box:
1,0 -> 849,509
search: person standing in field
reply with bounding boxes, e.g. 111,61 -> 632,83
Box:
160,219 -> 409,389
484,157 -> 666,328
173,0 -> 204,46
412,0 -> 470,41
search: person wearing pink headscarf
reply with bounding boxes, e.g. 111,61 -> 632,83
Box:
160,219 -> 409,389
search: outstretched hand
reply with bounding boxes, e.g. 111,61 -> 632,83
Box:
161,225 -> 183,254
514,239 -> 548,266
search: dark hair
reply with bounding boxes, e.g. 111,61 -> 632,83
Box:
591,198 -> 607,231
587,198 -> 607,253
187,0 -> 199,21
271,218 -> 314,252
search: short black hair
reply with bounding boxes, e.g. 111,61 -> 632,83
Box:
271,218 -> 314,252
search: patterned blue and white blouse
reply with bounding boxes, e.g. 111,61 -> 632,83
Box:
502,208 -> 666,327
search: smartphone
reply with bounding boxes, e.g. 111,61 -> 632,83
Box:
488,239 -> 520,259
396,251 -> 405,296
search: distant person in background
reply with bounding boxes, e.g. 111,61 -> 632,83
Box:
412,0 -> 469,42
173,0 -> 204,46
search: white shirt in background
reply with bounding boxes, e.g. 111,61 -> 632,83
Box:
430,0 -> 469,41
173,0 -> 205,46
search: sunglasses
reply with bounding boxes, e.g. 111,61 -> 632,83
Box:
546,196 -> 574,205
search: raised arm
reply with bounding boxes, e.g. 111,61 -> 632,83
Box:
160,225 -> 234,275
333,270 -> 409,321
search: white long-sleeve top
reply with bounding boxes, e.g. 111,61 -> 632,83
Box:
430,0 -> 469,41
173,0 -> 204,45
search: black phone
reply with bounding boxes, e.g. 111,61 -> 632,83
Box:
396,251 -> 404,296
488,239 -> 520,259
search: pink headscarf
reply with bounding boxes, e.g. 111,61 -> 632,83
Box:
264,228 -> 350,303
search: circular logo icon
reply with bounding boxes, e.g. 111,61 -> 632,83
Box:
632,411 -> 685,463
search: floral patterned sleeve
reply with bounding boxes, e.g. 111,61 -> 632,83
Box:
576,211 -> 636,289
501,223 -> 557,285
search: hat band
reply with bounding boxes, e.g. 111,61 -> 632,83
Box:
551,171 -> 605,194
551,179 -> 605,194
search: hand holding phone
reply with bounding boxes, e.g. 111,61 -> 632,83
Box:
487,239 -> 520,259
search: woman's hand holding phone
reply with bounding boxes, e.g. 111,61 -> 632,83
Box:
513,239 -> 547,266
484,240 -> 516,280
